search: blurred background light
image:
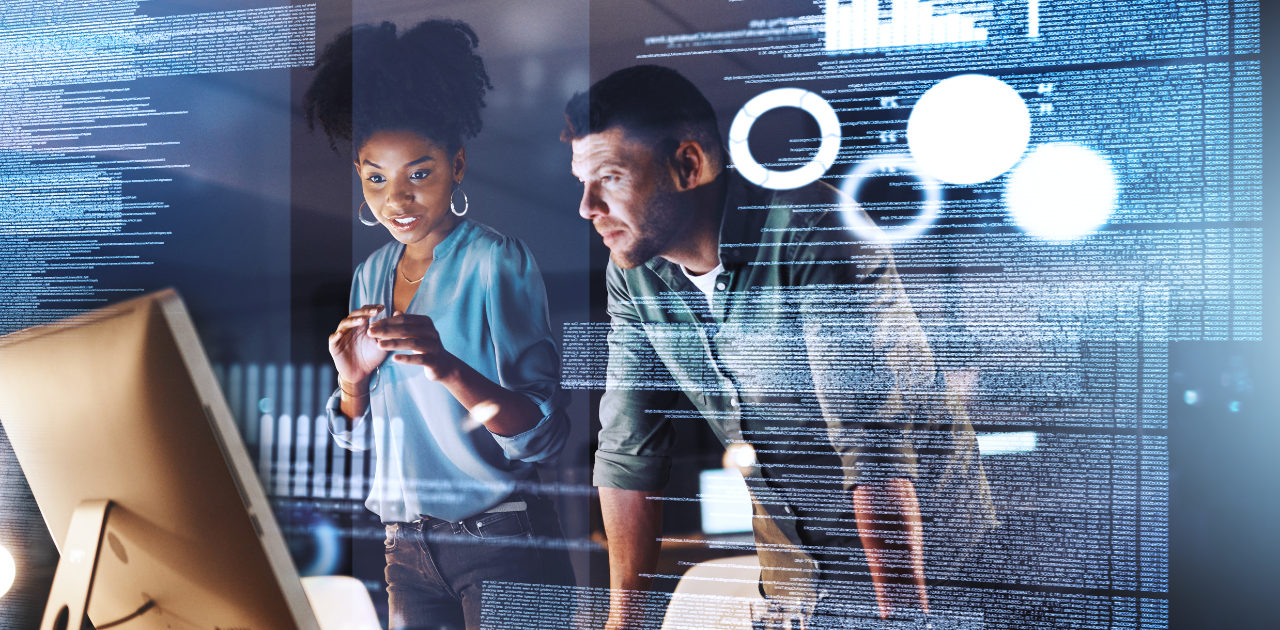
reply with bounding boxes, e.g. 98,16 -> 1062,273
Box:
908,74 -> 1031,185
698,468 -> 754,535
289,512 -> 344,578
721,442 -> 757,476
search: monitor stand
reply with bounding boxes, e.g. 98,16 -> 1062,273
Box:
40,499 -> 113,630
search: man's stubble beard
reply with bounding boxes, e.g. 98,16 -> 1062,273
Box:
607,183 -> 686,270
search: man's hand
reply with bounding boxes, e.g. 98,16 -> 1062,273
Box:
854,478 -> 928,620
367,311 -> 459,381
599,487 -> 663,629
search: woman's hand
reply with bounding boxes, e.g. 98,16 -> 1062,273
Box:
329,305 -> 388,389
367,311 -> 541,437
367,311 -> 460,382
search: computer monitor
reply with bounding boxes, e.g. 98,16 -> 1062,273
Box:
0,289 -> 319,630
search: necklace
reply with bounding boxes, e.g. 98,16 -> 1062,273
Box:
399,253 -> 432,285
400,267 -> 425,285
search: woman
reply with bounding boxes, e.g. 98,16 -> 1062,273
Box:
304,20 -> 573,630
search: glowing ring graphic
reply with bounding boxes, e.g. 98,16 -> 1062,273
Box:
839,153 -> 943,242
729,88 -> 842,190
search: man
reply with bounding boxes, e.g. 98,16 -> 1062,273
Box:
565,65 -> 994,628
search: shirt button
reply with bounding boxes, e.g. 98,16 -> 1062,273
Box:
716,282 -> 726,291
784,505 -> 792,513
730,397 -> 738,406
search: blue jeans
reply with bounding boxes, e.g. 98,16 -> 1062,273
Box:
383,495 -> 576,630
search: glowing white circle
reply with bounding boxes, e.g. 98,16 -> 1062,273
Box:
0,545 -> 14,598
838,153 -> 943,242
1006,143 -> 1118,240
728,88 -> 842,190
907,74 -> 1031,185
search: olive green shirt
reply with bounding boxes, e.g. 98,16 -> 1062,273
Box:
595,172 -> 996,608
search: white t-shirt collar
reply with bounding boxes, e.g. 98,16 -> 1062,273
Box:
680,262 -> 724,309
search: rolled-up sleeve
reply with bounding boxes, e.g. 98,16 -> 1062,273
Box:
326,386 -> 372,451
483,237 -> 570,463
490,404 -> 569,464
593,263 -> 680,492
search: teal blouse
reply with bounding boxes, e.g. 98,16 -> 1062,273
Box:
326,219 -> 569,523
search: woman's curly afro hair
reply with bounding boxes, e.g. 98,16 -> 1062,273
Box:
303,19 -> 493,154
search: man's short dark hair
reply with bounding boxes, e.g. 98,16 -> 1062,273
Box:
562,65 -> 723,169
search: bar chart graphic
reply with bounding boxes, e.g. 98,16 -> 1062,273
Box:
824,0 -> 989,52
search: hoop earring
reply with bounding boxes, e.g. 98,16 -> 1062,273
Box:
450,186 -> 468,217
357,201 -> 378,227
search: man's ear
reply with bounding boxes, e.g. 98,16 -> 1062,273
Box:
670,140 -> 709,191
